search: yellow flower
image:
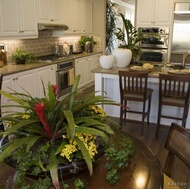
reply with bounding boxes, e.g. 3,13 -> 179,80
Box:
89,105 -> 106,117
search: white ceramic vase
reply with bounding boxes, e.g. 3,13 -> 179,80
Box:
99,55 -> 115,69
112,48 -> 132,67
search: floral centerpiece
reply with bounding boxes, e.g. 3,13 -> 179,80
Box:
0,75 -> 136,188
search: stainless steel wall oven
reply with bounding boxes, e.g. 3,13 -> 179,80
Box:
56,60 -> 75,97
138,27 -> 169,63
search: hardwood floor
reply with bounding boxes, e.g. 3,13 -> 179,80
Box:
111,117 -> 190,189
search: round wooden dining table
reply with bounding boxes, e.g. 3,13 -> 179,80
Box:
69,135 -> 163,189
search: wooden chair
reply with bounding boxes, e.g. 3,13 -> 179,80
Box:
156,73 -> 190,138
119,71 -> 153,135
163,122 -> 190,189
0,74 -> 4,132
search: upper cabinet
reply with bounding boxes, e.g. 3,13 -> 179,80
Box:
37,0 -> 63,24
0,0 -> 38,39
63,0 -> 92,34
136,0 -> 174,27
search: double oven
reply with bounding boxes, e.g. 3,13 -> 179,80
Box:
37,54 -> 75,98
138,27 -> 169,63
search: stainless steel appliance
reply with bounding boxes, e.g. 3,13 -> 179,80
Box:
56,60 -> 75,97
170,2 -> 190,65
37,54 -> 75,97
138,27 -> 169,63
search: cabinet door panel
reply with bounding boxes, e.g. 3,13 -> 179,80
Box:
36,65 -> 56,98
0,0 -> 20,36
20,0 -> 38,34
15,71 -> 37,97
136,0 -> 154,26
154,0 -> 173,25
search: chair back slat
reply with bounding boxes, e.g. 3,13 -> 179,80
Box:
119,71 -> 148,97
160,74 -> 190,100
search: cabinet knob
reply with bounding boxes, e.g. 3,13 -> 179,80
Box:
50,19 -> 54,21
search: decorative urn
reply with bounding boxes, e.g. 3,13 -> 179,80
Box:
99,55 -> 115,69
112,48 -> 132,67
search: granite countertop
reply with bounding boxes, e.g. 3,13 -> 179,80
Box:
0,51 -> 102,76
91,65 -> 163,78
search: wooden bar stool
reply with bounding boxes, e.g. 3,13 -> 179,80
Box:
119,71 -> 153,135
155,73 -> 190,138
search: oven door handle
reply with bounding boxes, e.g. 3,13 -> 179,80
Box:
57,67 -> 74,75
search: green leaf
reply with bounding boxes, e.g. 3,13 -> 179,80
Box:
26,135 -> 42,152
74,136 -> 93,175
49,147 -> 60,189
63,110 -> 76,139
3,119 -> 39,136
68,75 -> 80,109
0,137 -> 34,162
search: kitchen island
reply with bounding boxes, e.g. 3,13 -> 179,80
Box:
92,65 -> 190,129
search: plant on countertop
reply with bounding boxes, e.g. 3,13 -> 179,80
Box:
115,13 -> 143,63
78,36 -> 97,51
11,48 -> 36,64
0,75 -> 136,188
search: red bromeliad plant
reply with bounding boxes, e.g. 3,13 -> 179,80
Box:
0,75 -> 119,188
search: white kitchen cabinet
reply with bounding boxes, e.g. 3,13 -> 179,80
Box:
75,58 -> 87,88
75,53 -> 101,88
63,0 -> 92,34
35,64 -> 57,98
1,70 -> 37,114
0,0 -> 38,39
37,0 -> 62,24
136,0 -> 173,26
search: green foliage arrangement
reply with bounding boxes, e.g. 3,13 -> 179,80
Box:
11,48 -> 36,64
115,13 -> 143,63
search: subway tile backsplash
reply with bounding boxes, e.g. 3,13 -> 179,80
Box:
0,31 -> 101,63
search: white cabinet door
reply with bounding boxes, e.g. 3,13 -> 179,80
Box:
63,0 -> 92,34
136,0 -> 154,26
154,0 -> 173,26
83,0 -> 93,33
75,58 -> 87,88
37,0 -> 62,24
0,0 -> 38,39
14,70 -> 37,97
136,0 -> 173,26
62,0 -> 73,33
19,0 -> 38,37
35,64 -> 57,98
1,70 -> 36,114
73,0 -> 83,33
75,53 -> 101,88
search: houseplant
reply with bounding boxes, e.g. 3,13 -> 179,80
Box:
78,36 -> 96,52
0,75 -> 136,188
11,48 -> 36,64
114,13 -> 143,64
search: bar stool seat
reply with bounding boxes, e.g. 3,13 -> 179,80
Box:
119,71 -> 153,135
155,73 -> 190,138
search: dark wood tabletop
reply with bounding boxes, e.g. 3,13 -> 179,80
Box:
69,135 -> 164,189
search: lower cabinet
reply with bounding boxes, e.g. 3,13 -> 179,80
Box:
1,64 -> 56,114
75,53 -> 101,88
35,64 -> 56,98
